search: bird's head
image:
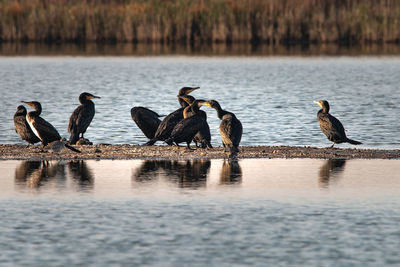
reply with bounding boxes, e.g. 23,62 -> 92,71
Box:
80,92 -> 100,102
16,105 -> 26,112
21,101 -> 41,111
178,86 -> 200,96
314,100 -> 330,112
204,100 -> 221,110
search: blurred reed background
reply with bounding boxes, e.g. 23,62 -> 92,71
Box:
1,0 -> 399,45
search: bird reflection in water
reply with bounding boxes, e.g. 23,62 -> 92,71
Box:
68,161 -> 94,191
318,159 -> 346,188
132,159 -> 211,188
220,159 -> 242,185
132,160 -> 168,183
14,161 -> 66,189
172,160 -> 210,188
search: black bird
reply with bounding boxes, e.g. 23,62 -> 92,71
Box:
165,97 -> 209,149
145,87 -> 199,145
13,105 -> 41,145
131,107 -> 163,139
22,101 -> 62,146
205,100 -> 243,155
22,101 -> 80,153
314,100 -> 362,148
68,92 -> 100,145
181,97 -> 212,148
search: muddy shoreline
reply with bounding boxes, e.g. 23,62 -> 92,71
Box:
0,144 -> 399,160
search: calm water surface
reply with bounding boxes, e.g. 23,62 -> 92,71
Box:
0,159 -> 399,266
1,56 -> 399,148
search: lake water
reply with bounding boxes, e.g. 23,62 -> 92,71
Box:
1,56 -> 399,148
1,54 -> 400,265
0,158 -> 399,266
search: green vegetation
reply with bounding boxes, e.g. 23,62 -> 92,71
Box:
1,0 -> 399,45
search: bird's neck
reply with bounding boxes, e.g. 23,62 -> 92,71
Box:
215,106 -> 228,120
190,104 -> 200,114
29,108 -> 41,117
16,110 -> 26,117
178,98 -> 188,108
320,107 -> 329,114
26,112 -> 36,124
80,99 -> 93,105
183,106 -> 192,118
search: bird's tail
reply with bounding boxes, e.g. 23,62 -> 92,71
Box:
69,131 -> 79,145
164,138 -> 173,146
64,143 -> 81,153
346,138 -> 362,145
144,139 -> 157,146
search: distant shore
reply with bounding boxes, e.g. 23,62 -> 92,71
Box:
1,144 -> 399,160
1,0 -> 399,45
2,42 -> 400,57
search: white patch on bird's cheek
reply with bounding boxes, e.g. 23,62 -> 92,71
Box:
26,115 -> 42,141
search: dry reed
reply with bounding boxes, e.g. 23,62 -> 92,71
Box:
1,0 -> 399,44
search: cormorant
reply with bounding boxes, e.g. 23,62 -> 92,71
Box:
205,100 -> 243,155
181,97 -> 212,148
314,100 -> 362,148
22,101 -> 81,153
13,105 -> 41,145
131,107 -> 163,139
145,86 -> 199,145
68,92 -> 100,144
165,97 -> 209,149
22,101 -> 62,146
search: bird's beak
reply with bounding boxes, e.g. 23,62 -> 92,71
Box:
203,101 -> 212,107
88,95 -> 101,100
21,101 -> 33,107
199,101 -> 209,107
313,100 -> 322,107
187,87 -> 200,94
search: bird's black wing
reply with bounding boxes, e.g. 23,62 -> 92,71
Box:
221,113 -> 243,146
68,105 -> 82,133
69,105 -> 94,134
154,108 -> 184,140
170,116 -> 204,142
230,116 -> 243,147
131,107 -> 162,139
131,107 -> 163,118
318,113 -> 346,141
14,115 -> 40,143
32,117 -> 61,142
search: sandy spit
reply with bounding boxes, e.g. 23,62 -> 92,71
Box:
1,144 -> 399,160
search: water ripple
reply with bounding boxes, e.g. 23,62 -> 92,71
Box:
1,57 -> 400,148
